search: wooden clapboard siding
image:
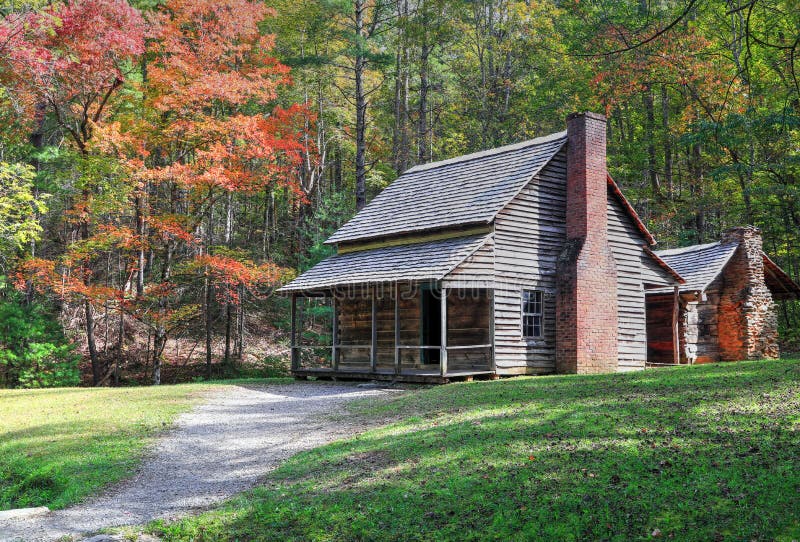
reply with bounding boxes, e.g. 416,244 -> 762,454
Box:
443,235 -> 495,288
492,148 -> 567,374
331,148 -> 666,376
607,192 -> 649,370
641,253 -> 676,286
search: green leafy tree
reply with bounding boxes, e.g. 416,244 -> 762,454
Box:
0,280 -> 78,388
0,162 -> 47,270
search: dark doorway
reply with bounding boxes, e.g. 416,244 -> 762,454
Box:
421,287 -> 441,365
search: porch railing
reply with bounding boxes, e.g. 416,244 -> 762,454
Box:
290,284 -> 494,377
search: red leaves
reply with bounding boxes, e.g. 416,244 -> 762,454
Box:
16,257 -> 118,306
146,0 -> 289,113
109,0 -> 312,197
2,0 -> 146,135
7,0 -> 310,343
588,24 -> 735,123
147,215 -> 196,245
187,255 -> 289,305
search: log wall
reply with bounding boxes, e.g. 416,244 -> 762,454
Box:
336,285 -> 491,371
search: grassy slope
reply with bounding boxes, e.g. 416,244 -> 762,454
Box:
0,383 -> 218,510
153,360 -> 800,542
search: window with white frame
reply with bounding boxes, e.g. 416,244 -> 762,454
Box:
522,290 -> 543,339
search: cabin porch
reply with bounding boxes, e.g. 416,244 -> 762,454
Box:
289,282 -> 495,383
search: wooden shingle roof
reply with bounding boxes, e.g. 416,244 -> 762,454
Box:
326,132 -> 567,245
651,241 -> 739,294
762,254 -> 800,300
278,235 -> 490,293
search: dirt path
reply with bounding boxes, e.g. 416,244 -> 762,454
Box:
0,382 -> 396,542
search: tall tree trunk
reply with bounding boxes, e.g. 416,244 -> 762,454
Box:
116,252 -> 124,386
26,101 -> 47,306
392,36 -> 404,170
85,299 -> 101,385
354,0 -> 368,211
78,196 -> 101,385
418,41 -> 431,164
205,199 -> 214,379
116,313 -> 123,386
643,84 -> 659,196
224,296 -> 232,369
262,191 -> 271,260
691,143 -> 705,243
235,283 -> 244,360
223,192 -> 233,370
661,84 -> 673,197
153,240 -> 173,386
135,193 -> 145,298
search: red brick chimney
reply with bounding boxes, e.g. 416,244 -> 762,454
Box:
718,226 -> 779,360
556,112 -> 619,374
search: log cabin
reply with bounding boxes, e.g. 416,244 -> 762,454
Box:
646,227 -> 800,365
279,112 -> 799,382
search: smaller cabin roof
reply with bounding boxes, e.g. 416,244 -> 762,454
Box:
653,241 -> 739,293
763,253 -> 800,300
278,235 -> 489,294
649,240 -> 800,299
326,132 -> 567,245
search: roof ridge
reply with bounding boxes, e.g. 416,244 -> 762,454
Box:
405,130 -> 567,174
656,240 -> 726,257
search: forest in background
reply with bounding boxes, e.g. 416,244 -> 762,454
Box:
0,0 -> 798,387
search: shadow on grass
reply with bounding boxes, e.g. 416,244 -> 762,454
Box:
153,360 -> 800,542
0,383 -> 217,510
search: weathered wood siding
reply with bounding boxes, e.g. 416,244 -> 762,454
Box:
337,285 -> 421,368
330,152 -> 676,375
646,294 -> 675,363
447,290 -> 492,370
491,148 -> 566,374
606,194 -> 651,370
642,254 -> 676,286
335,284 -> 492,371
443,235 -> 494,289
489,147 -> 676,374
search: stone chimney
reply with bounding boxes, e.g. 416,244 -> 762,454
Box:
718,226 -> 779,360
556,112 -> 619,374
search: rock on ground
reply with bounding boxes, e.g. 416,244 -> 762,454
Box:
0,382 -> 395,542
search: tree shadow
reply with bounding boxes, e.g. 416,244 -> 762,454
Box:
154,359 -> 800,541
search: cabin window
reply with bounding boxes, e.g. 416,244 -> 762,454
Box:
522,290 -> 543,339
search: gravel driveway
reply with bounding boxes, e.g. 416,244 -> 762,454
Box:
0,382 -> 396,542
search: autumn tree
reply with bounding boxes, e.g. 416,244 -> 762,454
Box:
103,0 -> 307,383
2,0 -> 146,385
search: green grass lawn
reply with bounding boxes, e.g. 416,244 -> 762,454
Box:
0,382 -> 220,510
151,360 -> 800,542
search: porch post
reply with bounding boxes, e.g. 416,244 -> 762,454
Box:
370,286 -> 378,372
394,282 -> 400,375
490,289 -> 496,372
440,287 -> 448,376
672,285 -> 680,365
331,293 -> 339,370
290,294 -> 299,371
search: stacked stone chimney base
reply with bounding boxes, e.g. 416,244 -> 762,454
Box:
717,227 -> 779,361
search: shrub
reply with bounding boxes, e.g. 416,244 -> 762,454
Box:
0,280 -> 79,388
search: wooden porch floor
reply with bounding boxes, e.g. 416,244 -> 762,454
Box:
293,367 -> 496,384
